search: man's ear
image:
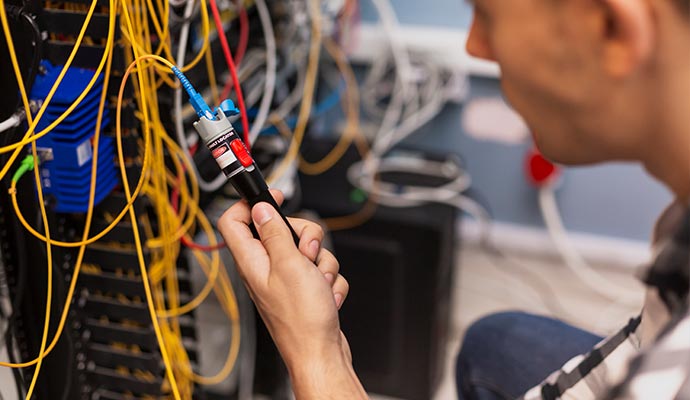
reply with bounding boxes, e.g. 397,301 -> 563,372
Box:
600,0 -> 654,77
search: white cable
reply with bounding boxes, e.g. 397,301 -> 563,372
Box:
245,69 -> 267,107
228,2 -> 274,385
174,0 -> 228,192
374,85 -> 445,154
353,82 -> 446,193
363,0 -> 419,165
169,0 -> 191,9
238,50 -> 267,81
538,187 -> 643,304
372,190 -> 492,246
273,62 -> 307,121
370,0 -> 414,99
352,84 -> 436,210
309,0 -> 465,241
0,112 -> 22,134
248,0 -> 277,144
349,157 -> 472,203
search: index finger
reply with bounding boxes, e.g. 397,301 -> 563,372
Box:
217,203 -> 271,284
216,190 -> 284,277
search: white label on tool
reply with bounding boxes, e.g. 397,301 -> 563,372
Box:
76,139 -> 93,167
207,131 -> 238,169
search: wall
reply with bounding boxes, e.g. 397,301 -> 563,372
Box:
352,0 -> 672,242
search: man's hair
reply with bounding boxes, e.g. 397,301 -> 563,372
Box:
676,0 -> 690,13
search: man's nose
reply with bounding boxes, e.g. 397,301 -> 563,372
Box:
466,17 -> 496,62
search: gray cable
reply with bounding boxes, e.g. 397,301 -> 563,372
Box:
173,0 -> 228,192
248,0 -> 277,144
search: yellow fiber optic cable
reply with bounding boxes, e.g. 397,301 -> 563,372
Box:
156,209 -> 220,318
0,0 -> 105,162
4,0 -> 241,393
120,0 -> 209,76
116,55 -> 182,400
205,44 -> 220,106
298,37 -> 362,175
188,277 -> 240,385
5,1 -> 150,250
119,1 -> 231,386
143,0 -> 172,58
0,0 -> 119,370
23,144 -> 53,400
267,0 -> 322,184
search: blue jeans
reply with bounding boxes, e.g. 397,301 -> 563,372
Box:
456,312 -> 603,400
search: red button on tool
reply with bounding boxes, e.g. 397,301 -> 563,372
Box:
230,139 -> 254,167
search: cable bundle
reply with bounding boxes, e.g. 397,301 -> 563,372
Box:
0,0 -> 368,398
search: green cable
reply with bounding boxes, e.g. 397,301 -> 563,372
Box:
12,155 -> 37,183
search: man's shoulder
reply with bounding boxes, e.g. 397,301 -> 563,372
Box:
607,307 -> 690,399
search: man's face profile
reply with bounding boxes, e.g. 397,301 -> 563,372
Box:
465,0 -> 689,170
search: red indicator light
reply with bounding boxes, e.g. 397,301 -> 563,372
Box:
230,139 -> 254,167
525,148 -> 560,186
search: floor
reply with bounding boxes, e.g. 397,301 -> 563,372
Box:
420,242 -> 644,400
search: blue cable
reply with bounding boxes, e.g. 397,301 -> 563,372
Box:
172,66 -> 215,120
239,81 -> 345,136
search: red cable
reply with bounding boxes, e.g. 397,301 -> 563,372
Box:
182,236 -> 227,251
209,0 -> 251,149
219,1 -> 249,106
189,142 -> 199,156
171,181 -> 227,252
235,3 -> 249,67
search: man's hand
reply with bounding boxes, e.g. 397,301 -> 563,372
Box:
217,191 -> 367,399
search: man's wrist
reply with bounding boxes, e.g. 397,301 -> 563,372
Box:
286,345 -> 366,399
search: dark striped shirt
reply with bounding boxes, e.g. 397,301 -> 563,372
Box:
521,204 -> 690,400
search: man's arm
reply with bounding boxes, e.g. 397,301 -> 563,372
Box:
288,341 -> 367,399
217,193 -> 368,399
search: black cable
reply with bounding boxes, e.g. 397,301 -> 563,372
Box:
19,10 -> 43,96
4,6 -> 42,101
60,329 -> 74,400
51,259 -> 73,400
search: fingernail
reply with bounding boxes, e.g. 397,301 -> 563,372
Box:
334,293 -> 343,309
309,240 -> 320,258
324,273 -> 335,285
253,203 -> 273,226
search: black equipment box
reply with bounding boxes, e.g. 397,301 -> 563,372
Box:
299,140 -> 458,400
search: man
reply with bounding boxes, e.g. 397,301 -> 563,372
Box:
217,0 -> 690,398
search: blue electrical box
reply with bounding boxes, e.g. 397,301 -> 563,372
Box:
29,61 -> 117,213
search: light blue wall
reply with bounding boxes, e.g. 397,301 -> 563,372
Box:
354,1 -> 673,241
359,0 -> 473,28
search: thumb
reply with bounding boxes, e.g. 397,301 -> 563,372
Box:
252,202 -> 298,261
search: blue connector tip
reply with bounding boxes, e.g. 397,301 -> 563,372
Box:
172,66 -> 215,120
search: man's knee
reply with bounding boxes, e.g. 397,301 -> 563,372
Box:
456,311 -> 534,399
459,311 -> 533,360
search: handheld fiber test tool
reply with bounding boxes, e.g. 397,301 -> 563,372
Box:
172,67 -> 300,243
